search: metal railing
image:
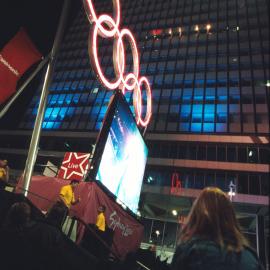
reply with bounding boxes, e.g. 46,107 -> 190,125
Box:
2,185 -> 165,269
74,216 -> 120,260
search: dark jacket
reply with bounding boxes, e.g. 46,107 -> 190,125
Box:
171,237 -> 264,270
0,220 -> 98,270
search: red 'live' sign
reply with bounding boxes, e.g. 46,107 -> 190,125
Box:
57,152 -> 90,181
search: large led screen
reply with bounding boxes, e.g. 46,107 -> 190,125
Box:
95,93 -> 148,214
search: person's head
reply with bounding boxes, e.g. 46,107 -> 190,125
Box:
46,202 -> 66,228
0,159 -> 7,167
180,187 -> 248,252
98,205 -> 106,213
149,244 -> 156,253
70,179 -> 80,189
5,202 -> 31,228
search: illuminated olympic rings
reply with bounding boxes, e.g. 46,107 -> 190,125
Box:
83,0 -> 152,127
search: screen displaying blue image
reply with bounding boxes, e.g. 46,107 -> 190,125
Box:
96,98 -> 148,214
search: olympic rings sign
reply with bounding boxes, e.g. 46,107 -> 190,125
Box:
83,0 -> 152,127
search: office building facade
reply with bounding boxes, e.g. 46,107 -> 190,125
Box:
0,0 -> 269,262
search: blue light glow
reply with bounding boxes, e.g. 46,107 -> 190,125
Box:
191,123 -> 202,132
38,74 -> 232,133
203,123 -> 214,132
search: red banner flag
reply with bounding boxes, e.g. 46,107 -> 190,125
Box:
0,28 -> 42,104
16,176 -> 144,260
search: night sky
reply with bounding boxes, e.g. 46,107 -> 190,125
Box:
0,0 -> 81,127
0,0 -> 81,54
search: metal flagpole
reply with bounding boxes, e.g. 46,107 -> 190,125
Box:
22,0 -> 71,196
0,55 -> 50,119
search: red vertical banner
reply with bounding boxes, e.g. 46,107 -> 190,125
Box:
0,28 -> 42,104
170,172 -> 182,195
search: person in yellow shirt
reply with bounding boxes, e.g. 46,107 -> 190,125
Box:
47,179 -> 81,228
0,160 -> 9,190
59,179 -> 81,209
96,205 -> 106,232
0,167 -> 7,190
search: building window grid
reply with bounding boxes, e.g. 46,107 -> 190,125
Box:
203,0 -> 213,133
244,0 -> 256,134
20,0 -> 269,134
148,38 -> 160,131
225,0 -> 232,133
233,0 -> 245,134
144,165 -> 269,196
164,31 -> 179,131
255,0 -> 270,133
147,141 -> 269,165
177,0 -> 188,132
215,1 -> 229,132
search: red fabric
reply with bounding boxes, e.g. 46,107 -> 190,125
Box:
0,28 -> 42,104
16,176 -> 144,260
57,152 -> 90,181
16,175 -> 69,211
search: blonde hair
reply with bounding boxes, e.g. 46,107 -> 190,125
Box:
181,187 -> 248,252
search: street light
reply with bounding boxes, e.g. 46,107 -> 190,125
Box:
178,27 -> 182,37
206,24 -> 211,33
228,181 -> 236,201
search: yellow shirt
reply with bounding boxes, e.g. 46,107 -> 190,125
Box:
0,168 -> 6,180
96,213 -> 105,232
59,184 -> 75,208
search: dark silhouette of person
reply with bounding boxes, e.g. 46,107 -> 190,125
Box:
171,187 -> 265,270
0,201 -> 98,270
80,205 -> 112,260
0,202 -> 62,269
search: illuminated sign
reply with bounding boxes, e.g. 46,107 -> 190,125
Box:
83,0 -> 152,126
57,152 -> 90,180
170,172 -> 182,195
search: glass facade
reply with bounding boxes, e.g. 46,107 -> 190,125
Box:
144,166 -> 269,196
18,0 -> 269,135
6,0 -> 267,210
140,216 -> 257,250
147,141 -> 269,164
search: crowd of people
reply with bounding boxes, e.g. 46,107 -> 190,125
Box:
0,175 -> 265,269
0,200 -> 97,269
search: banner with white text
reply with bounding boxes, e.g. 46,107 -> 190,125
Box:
0,28 -> 42,104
